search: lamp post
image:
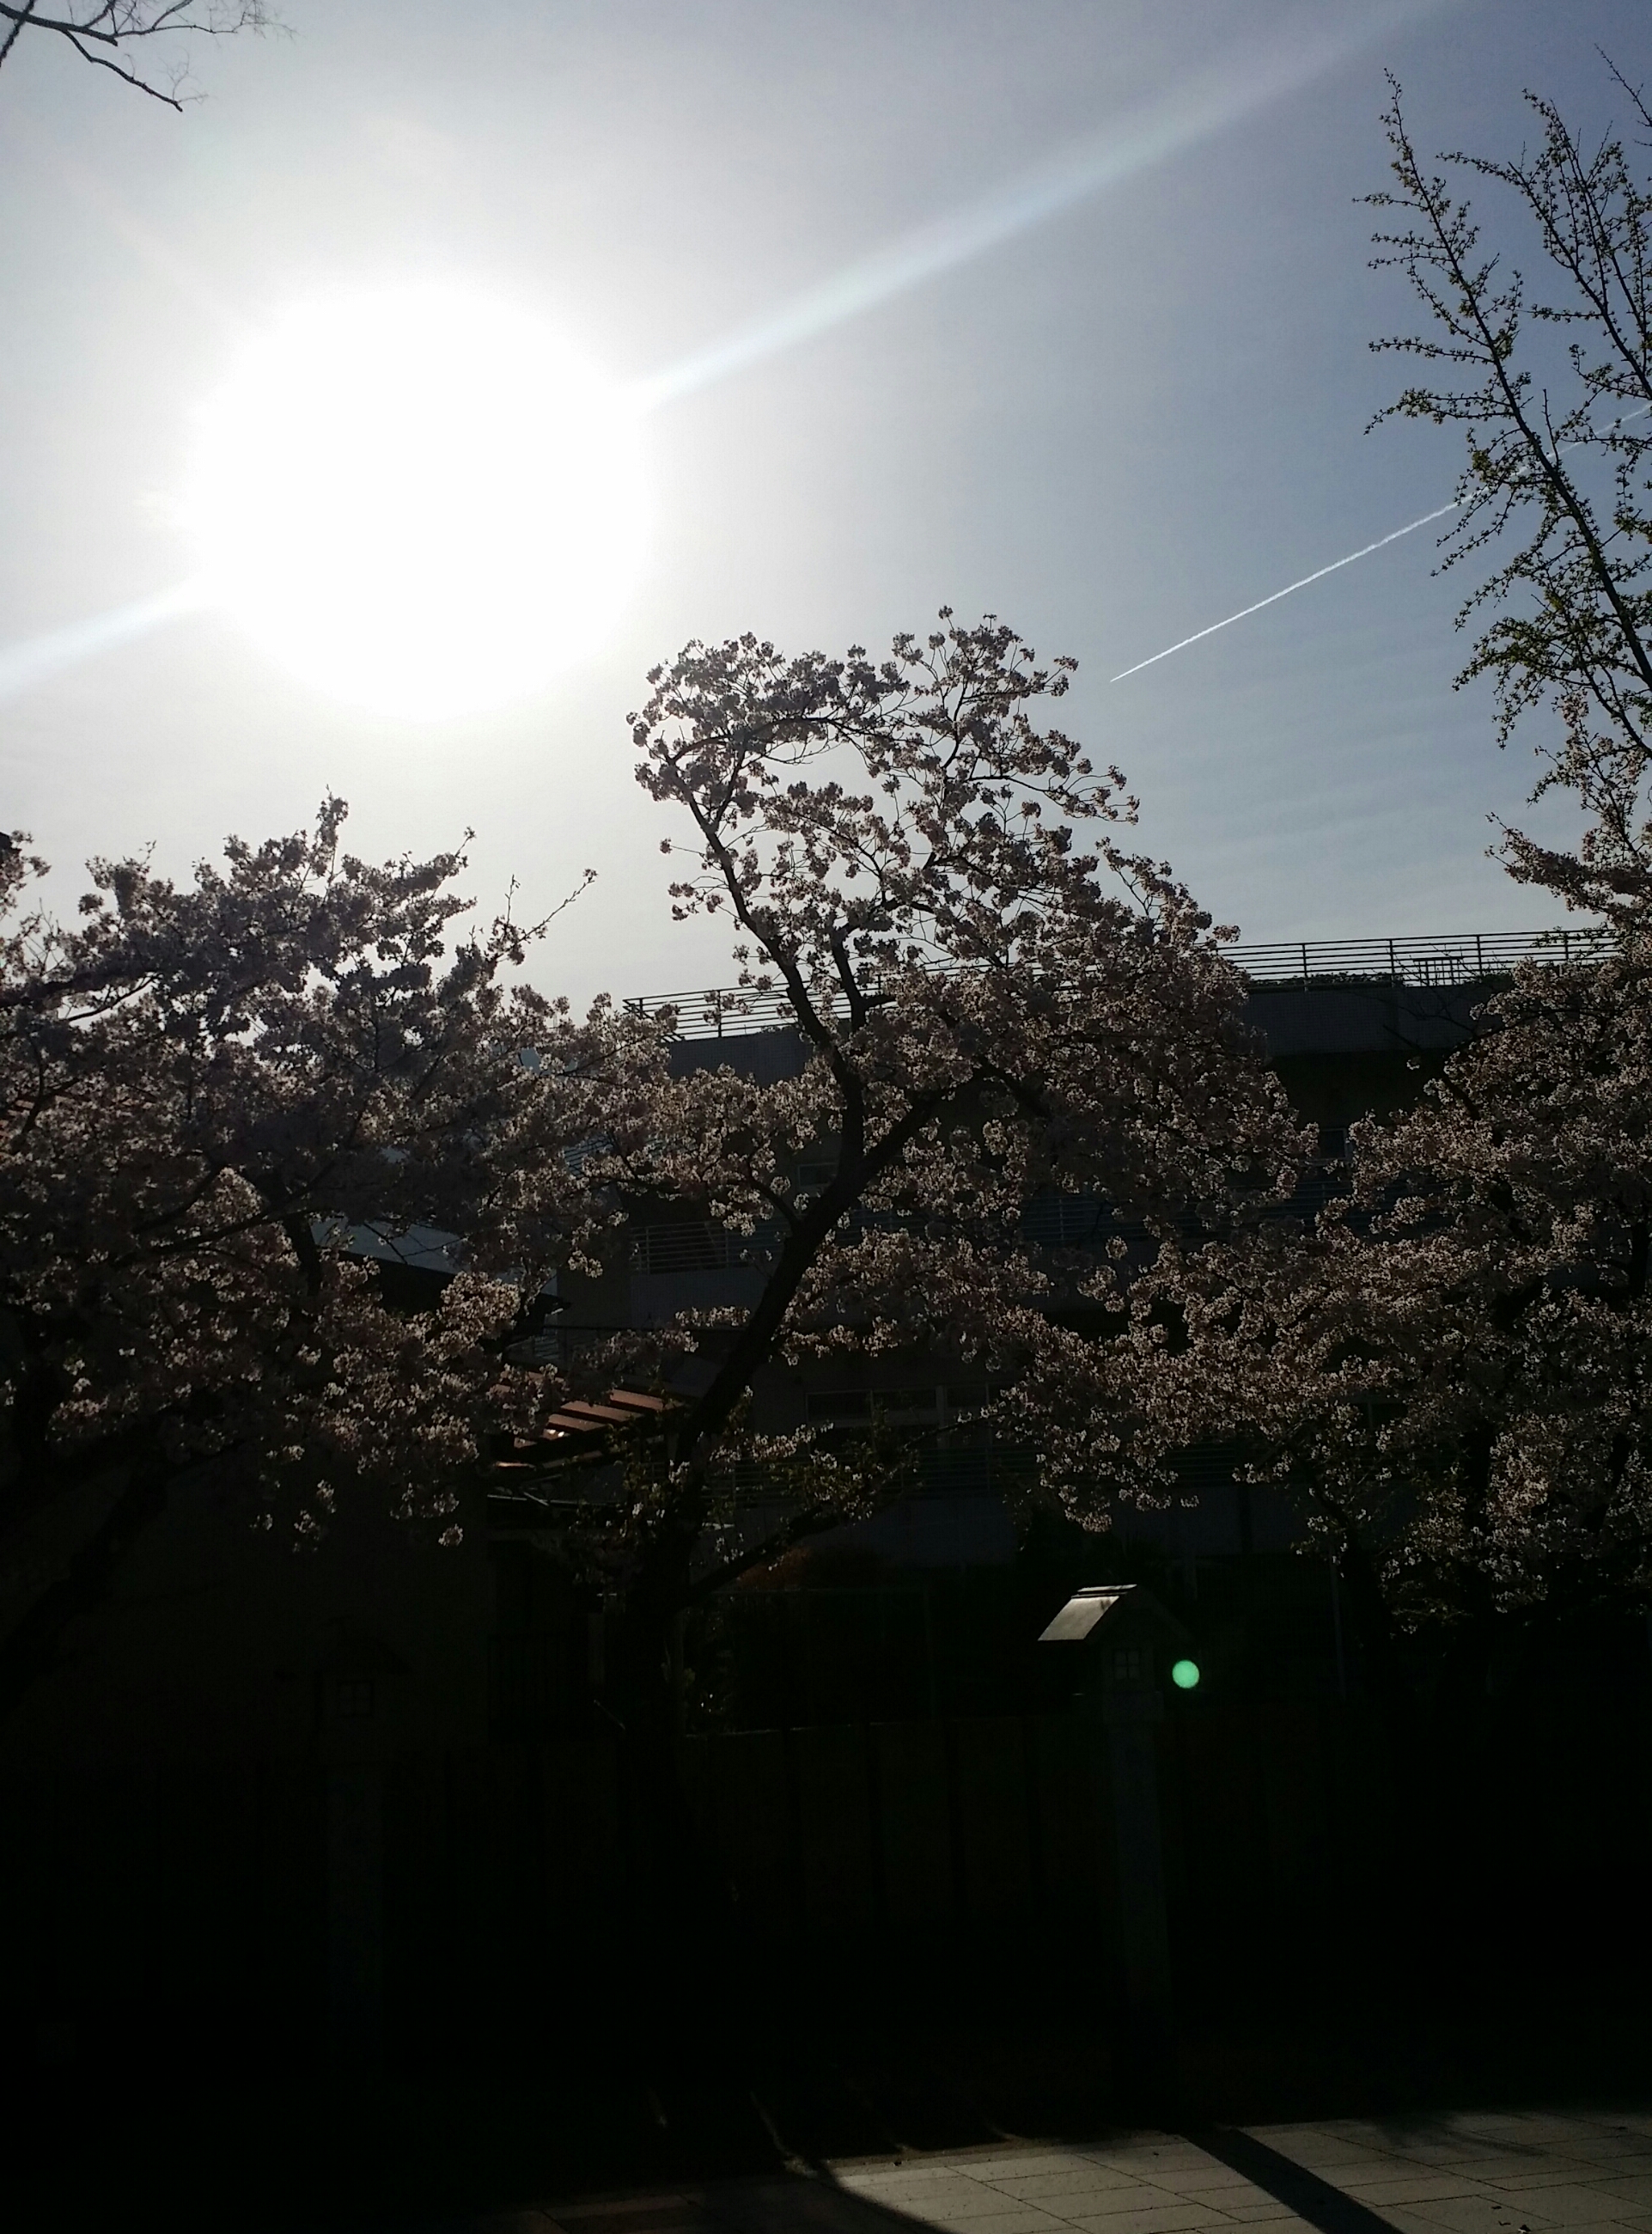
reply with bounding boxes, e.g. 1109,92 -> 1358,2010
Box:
1040,1584 -> 1198,2101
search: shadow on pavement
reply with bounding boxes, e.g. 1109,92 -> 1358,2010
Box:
1184,2127 -> 1403,2234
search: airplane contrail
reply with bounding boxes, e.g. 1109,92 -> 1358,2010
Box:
1108,501 -> 1462,682
1108,399 -> 1652,683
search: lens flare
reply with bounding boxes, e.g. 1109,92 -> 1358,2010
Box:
634,0 -> 1449,412
0,580 -> 205,705
0,2 -> 1453,712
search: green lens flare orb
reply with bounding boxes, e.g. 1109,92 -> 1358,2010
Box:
1170,1658 -> 1202,1690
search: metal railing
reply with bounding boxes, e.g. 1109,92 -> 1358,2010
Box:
629,928 -> 1608,1038
1234,926 -> 1610,989
628,982 -> 803,1037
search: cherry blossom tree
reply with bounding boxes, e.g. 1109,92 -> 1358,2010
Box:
1115,941 -> 1652,1733
0,628 -> 1307,1755
0,800 -> 657,1720
554,613 -> 1306,1745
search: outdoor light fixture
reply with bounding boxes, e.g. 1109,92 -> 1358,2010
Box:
1038,1581 -> 1194,2063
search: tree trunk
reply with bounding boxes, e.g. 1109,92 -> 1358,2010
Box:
617,1586 -> 696,1883
612,1578 -> 746,2051
1333,1529 -> 1417,1755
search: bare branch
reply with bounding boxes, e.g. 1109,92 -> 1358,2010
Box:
0,2 -> 279,109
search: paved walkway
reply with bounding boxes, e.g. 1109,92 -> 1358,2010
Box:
828,2111 -> 1652,2234
491,2109 -> 1652,2234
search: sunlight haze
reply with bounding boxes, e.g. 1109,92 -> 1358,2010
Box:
181,284 -> 645,718
0,0 -> 1641,1000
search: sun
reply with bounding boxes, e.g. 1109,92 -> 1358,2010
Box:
182,284 -> 646,720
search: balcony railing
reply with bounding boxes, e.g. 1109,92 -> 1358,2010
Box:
629,928 -> 1608,1038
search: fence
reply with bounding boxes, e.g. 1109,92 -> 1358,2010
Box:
625,930 -> 1610,1040
1233,926 -> 1612,988
3,1686 -> 1646,2076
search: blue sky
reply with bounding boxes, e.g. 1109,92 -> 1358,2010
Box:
0,0 -> 1643,998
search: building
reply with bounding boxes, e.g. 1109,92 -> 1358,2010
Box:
0,930 -> 1558,1773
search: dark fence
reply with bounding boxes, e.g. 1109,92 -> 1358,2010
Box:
627,931 -> 1612,1039
1234,926 -> 1611,987
2,1690 -> 1646,2078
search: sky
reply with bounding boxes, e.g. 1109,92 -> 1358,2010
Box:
0,0 -> 1646,1003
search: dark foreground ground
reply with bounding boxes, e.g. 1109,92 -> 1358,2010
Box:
3,1977 -> 1649,2234
639,2104 -> 1652,2234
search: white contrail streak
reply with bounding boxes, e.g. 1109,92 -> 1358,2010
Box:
1112,404 -> 1652,684
1108,502 -> 1461,682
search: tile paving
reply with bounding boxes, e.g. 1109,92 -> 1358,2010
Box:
532,2112 -> 1652,2234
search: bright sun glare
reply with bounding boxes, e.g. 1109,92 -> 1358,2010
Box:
182,285 -> 645,720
